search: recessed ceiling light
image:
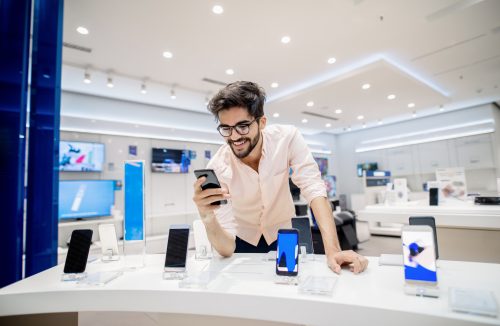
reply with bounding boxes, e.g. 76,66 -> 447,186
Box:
76,26 -> 89,35
225,68 -> 234,75
327,57 -> 336,64
212,5 -> 224,14
335,109 -> 342,114
271,82 -> 279,88
273,113 -> 280,118
301,118 -> 308,123
357,115 -> 364,120
306,101 -> 314,107
387,94 -> 396,100
162,51 -> 173,59
325,123 -> 332,127
408,102 -> 415,108
281,36 -> 291,44
362,83 -> 371,90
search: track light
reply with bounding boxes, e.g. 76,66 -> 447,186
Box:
83,68 -> 91,84
106,76 -> 114,88
170,88 -> 176,100
141,83 -> 147,94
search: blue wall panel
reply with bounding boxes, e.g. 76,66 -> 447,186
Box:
25,0 -> 64,277
0,0 -> 32,287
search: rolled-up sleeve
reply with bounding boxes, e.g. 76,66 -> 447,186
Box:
288,128 -> 327,204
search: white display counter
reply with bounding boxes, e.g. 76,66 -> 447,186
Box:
357,201 -> 500,263
1,253 -> 499,325
358,201 -> 500,230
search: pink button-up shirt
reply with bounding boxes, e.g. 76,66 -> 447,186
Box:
207,124 -> 327,246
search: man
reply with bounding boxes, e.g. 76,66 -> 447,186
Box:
193,81 -> 368,274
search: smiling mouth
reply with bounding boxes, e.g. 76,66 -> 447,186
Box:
230,139 -> 248,148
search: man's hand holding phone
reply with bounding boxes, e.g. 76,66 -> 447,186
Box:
193,169 -> 231,221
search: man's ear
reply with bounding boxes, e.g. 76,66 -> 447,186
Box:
259,116 -> 267,130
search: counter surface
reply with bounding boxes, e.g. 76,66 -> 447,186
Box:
1,253 -> 499,325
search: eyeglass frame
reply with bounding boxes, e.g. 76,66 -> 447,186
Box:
217,118 -> 260,137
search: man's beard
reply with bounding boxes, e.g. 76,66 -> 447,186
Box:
228,130 -> 260,159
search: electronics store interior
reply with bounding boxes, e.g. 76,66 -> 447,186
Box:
2,1 -> 500,326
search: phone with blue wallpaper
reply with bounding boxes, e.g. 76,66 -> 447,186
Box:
402,225 -> 438,286
276,228 -> 299,276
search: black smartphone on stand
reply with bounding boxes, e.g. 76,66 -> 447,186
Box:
409,216 -> 439,259
429,188 -> 439,206
164,225 -> 190,272
194,169 -> 227,205
276,228 -> 299,276
64,229 -> 93,274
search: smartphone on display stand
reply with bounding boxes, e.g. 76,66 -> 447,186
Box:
164,225 -> 190,272
409,216 -> 439,259
98,223 -> 120,261
194,169 -> 227,205
402,225 -> 439,296
429,188 -> 438,206
64,229 -> 93,274
276,229 -> 299,276
291,217 -> 314,254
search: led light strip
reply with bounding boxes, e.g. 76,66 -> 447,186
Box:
355,128 -> 494,153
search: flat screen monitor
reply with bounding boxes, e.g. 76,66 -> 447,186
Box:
356,162 -> 378,177
314,157 -> 328,176
59,180 -> 115,220
323,175 -> 336,198
152,148 -> 190,173
59,141 -> 104,172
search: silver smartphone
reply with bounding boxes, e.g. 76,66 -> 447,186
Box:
98,223 -> 120,258
402,225 -> 438,287
164,224 -> 190,272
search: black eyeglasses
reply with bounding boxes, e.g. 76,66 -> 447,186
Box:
217,118 -> 259,137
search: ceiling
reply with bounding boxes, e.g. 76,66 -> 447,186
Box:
62,0 -> 500,135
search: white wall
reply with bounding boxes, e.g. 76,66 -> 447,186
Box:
334,104 -> 499,207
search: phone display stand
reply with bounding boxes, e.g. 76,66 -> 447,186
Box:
298,276 -> 337,296
404,284 -> 440,298
78,271 -> 123,286
262,250 -> 276,262
102,249 -> 120,262
195,245 -> 213,260
274,275 -> 299,286
178,271 -> 211,289
299,246 -> 314,263
162,271 -> 187,280
61,272 -> 87,282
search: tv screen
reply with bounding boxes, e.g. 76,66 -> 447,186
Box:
314,157 -> 328,176
323,175 -> 336,198
357,162 -> 378,177
59,141 -> 104,172
59,180 -> 115,220
152,148 -> 191,173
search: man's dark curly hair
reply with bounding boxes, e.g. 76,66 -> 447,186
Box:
208,81 -> 266,121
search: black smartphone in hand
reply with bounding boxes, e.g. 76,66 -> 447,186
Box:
194,169 -> 227,205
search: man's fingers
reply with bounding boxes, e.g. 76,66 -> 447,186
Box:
193,177 -> 206,193
328,261 -> 342,274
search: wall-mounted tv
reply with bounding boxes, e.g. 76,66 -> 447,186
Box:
59,141 -> 104,172
152,148 -> 191,173
314,157 -> 328,176
357,162 -> 378,177
59,180 -> 114,220
323,175 -> 336,198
